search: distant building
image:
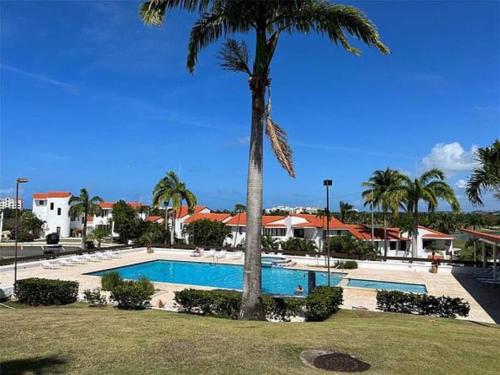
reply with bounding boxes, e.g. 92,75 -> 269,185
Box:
264,205 -> 321,214
0,197 -> 23,210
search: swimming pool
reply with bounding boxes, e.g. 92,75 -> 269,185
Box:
347,278 -> 427,293
88,260 -> 345,296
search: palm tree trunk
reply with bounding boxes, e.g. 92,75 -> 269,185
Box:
82,206 -> 88,250
383,212 -> 388,260
164,208 -> 169,244
412,207 -> 419,258
240,70 -> 266,320
170,213 -> 176,245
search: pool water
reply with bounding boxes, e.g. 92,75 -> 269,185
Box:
89,260 -> 345,296
347,278 -> 427,293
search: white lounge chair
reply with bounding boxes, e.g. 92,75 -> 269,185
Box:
204,249 -> 216,257
58,258 -> 75,266
215,250 -> 227,259
82,254 -> 100,262
229,251 -> 243,259
41,261 -> 58,269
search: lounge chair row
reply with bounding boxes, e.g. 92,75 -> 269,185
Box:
41,251 -> 121,269
190,249 -> 243,260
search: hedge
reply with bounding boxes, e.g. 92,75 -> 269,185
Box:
14,278 -> 79,306
174,289 -> 303,322
334,260 -> 358,269
376,290 -> 470,319
305,286 -> 344,321
110,277 -> 155,310
101,271 -> 123,291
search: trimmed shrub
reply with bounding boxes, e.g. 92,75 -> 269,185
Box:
101,271 -> 122,291
83,288 -> 107,306
15,278 -> 79,306
174,289 -> 303,321
376,291 -> 470,319
334,260 -> 358,269
305,286 -> 343,321
110,277 -> 155,310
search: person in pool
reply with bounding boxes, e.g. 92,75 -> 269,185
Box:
295,285 -> 304,295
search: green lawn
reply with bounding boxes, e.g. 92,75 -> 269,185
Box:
1,304 -> 499,374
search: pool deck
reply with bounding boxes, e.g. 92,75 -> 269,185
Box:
0,247 -> 496,324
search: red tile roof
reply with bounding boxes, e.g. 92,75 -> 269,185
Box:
184,213 -> 231,224
291,214 -> 346,229
33,192 -> 71,199
419,226 -> 454,240
225,213 -> 285,227
461,228 -> 500,244
175,205 -> 207,218
146,215 -> 163,223
345,225 -> 402,241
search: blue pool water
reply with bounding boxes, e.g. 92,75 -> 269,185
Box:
89,260 -> 344,296
347,278 -> 427,293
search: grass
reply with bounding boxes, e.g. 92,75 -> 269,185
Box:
1,304 -> 499,374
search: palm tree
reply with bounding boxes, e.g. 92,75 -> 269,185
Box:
69,189 -> 103,249
362,169 -> 404,259
140,0 -> 388,320
339,201 -> 355,223
152,171 -> 197,244
233,203 -> 246,247
391,169 -> 460,257
261,234 -> 279,250
466,140 -> 500,205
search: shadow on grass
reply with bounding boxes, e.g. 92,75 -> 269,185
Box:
0,356 -> 66,375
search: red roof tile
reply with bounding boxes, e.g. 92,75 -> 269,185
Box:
146,215 -> 163,223
291,214 -> 346,229
175,205 -> 207,219
225,213 -> 285,227
33,192 -> 71,199
184,213 -> 231,224
461,228 -> 500,244
345,225 -> 402,241
419,226 -> 454,240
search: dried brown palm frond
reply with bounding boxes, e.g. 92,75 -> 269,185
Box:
265,116 -> 295,178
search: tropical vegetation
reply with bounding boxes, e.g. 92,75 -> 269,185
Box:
185,219 -> 231,247
261,234 -> 280,250
111,200 -> 144,244
339,201 -> 355,223
69,188 -> 103,249
280,237 -> 318,252
140,0 -> 388,320
152,171 -> 197,244
466,139 -> 500,205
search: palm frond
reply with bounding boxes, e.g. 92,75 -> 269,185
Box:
265,116 -> 295,178
218,39 -> 251,74
140,0 -> 213,26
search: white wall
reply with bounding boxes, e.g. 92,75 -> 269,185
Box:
33,196 -> 71,238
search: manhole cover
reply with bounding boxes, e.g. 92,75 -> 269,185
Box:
300,350 -> 371,372
313,353 -> 371,372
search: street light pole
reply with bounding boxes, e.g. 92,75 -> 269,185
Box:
14,177 -> 29,286
323,179 -> 333,287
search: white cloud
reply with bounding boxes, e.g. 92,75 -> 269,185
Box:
238,136 -> 250,144
455,179 -> 468,189
421,142 -> 478,174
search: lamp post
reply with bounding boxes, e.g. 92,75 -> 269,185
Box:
323,179 -> 332,286
14,177 -> 29,286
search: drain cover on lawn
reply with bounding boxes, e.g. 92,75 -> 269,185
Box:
300,350 -> 371,372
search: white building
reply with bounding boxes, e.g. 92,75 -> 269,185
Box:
0,197 -> 23,210
32,192 -> 72,237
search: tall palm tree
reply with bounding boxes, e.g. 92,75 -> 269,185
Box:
140,0 -> 388,320
391,169 -> 460,257
69,188 -> 103,249
362,168 -> 404,259
466,140 -> 500,205
339,201 -> 354,223
152,171 -> 197,244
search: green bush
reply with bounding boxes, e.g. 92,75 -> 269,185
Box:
174,289 -> 303,321
83,288 -> 107,306
376,291 -> 470,319
101,271 -> 123,291
334,260 -> 358,269
14,278 -> 79,306
305,286 -> 343,321
110,277 -> 155,310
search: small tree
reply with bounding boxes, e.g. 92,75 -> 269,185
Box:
88,227 -> 110,248
112,201 -> 143,244
261,234 -> 279,250
185,219 -> 231,247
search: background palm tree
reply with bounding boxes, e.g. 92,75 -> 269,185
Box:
152,171 -> 197,244
232,203 -> 246,247
362,168 -> 404,259
339,201 -> 355,223
140,0 -> 388,320
466,139 -> 500,205
69,188 -> 103,249
391,169 -> 460,257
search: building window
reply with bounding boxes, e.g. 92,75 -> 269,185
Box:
56,226 -> 61,235
293,228 -> 305,238
57,208 -> 61,215
390,241 -> 397,250
400,241 -> 407,251
50,202 -> 54,210
37,200 -> 46,206
263,228 -> 286,237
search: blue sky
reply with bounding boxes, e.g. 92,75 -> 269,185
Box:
1,1 -> 498,211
